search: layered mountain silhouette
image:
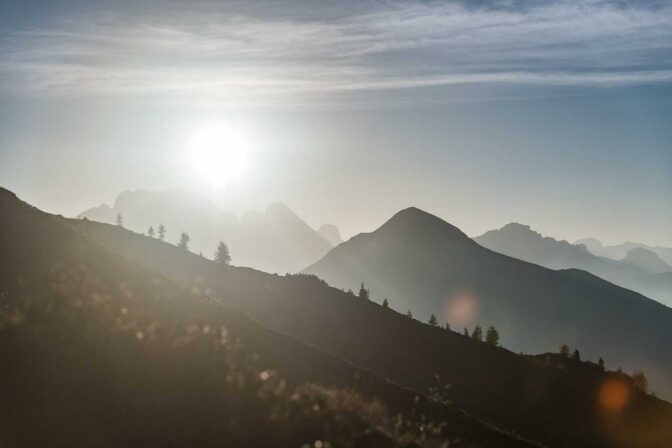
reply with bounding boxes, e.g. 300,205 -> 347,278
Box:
303,207 -> 672,400
578,237 -> 672,267
1,187 -> 541,448
474,223 -> 672,306
79,188 -> 332,273
4,188 -> 672,447
67,199 -> 672,447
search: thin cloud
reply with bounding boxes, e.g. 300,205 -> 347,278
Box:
1,0 -> 671,106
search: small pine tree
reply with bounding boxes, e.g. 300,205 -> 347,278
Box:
148,226 -> 155,238
444,322 -> 451,331
406,310 -> 413,319
358,283 -> 370,300
463,327 -> 469,337
471,325 -> 483,342
598,357 -> 605,370
559,344 -> 570,357
485,325 -> 500,346
214,241 -> 231,265
632,369 -> 649,393
572,349 -> 581,361
428,314 -> 438,326
178,232 -> 190,250
158,224 -> 166,241
116,213 -> 123,227
382,298 -> 389,308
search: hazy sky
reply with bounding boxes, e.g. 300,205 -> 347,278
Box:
1,0 -> 671,245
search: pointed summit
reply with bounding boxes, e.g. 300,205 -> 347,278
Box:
376,207 -> 471,243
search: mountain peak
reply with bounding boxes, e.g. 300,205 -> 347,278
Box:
501,222 -> 533,232
622,247 -> 672,274
378,207 -> 470,240
317,224 -> 343,246
266,201 -> 291,214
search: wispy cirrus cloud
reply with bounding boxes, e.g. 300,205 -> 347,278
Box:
1,0 -> 672,106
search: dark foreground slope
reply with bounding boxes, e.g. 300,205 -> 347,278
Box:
304,208 -> 672,401
0,188 -> 535,448
66,203 -> 672,448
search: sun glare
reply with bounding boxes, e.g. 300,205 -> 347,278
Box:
188,124 -> 250,186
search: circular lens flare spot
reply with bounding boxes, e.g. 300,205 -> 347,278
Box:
443,290 -> 479,327
599,379 -> 631,412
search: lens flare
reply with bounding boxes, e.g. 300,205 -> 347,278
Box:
599,379 -> 631,412
443,290 -> 479,327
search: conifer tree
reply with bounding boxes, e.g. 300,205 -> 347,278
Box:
116,213 -> 123,227
485,325 -> 500,346
471,325 -> 483,341
428,314 -> 438,326
632,369 -> 649,393
444,322 -> 451,331
148,226 -> 155,238
406,310 -> 413,319
215,241 -> 231,265
158,224 -> 166,241
358,283 -> 370,300
558,344 -> 570,357
572,349 -> 581,361
382,298 -> 389,308
178,232 -> 190,250
598,357 -> 605,370
463,327 -> 469,337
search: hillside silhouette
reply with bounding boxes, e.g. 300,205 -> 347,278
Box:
1,187 -> 547,448
474,223 -> 672,305
304,207 -> 672,401
57,198 -> 672,447
79,188 -> 332,273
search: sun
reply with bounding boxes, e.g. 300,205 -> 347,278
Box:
188,124 -> 250,186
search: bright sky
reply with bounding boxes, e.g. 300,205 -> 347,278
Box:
1,0 -> 671,245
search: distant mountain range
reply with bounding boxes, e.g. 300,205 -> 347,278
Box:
303,208 -> 672,400
577,237 -> 672,267
474,223 -> 672,306
78,188 -> 335,274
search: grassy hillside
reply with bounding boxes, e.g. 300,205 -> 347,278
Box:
65,202 -> 672,447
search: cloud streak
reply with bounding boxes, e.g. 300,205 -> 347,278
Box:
1,0 -> 672,106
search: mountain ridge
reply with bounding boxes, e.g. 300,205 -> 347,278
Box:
303,207 -> 672,401
475,222 -> 672,305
